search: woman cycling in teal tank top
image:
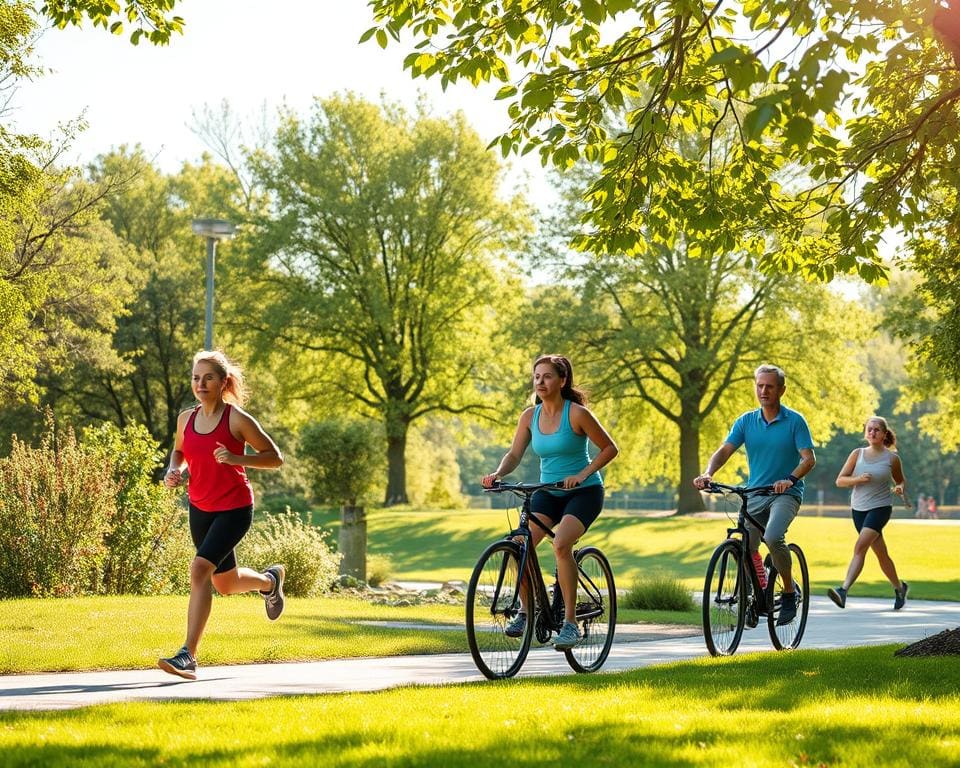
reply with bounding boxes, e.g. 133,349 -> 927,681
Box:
481,354 -> 618,650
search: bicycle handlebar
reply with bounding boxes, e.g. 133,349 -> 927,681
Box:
483,480 -> 565,495
702,482 -> 777,496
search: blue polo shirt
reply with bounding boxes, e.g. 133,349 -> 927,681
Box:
725,405 -> 814,499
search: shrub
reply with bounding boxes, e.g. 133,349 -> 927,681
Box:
0,416 -> 195,597
366,553 -> 393,587
622,574 -> 695,612
0,418 -> 117,597
82,422 -> 191,595
238,510 -> 340,597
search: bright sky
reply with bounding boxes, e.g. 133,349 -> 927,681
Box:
13,0 -> 541,192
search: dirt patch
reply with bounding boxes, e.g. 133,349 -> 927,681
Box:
894,627 -> 960,657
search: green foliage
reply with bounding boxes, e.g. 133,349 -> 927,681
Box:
81,421 -> 192,595
366,1 -> 958,281
366,553 -> 393,587
0,416 -> 117,597
299,419 -> 384,506
405,419 -> 466,508
39,0 -> 185,45
622,573 -> 695,612
238,510 -> 340,597
0,1 -> 39,79
0,414 -> 192,597
0,154 -> 135,408
527,170 -> 878,510
245,93 -> 529,503
51,147 -> 249,449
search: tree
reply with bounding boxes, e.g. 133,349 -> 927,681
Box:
0,147 -> 135,411
38,147 -> 248,451
525,242 -> 878,511
245,94 -> 528,505
299,419 -> 384,581
366,1 -> 956,281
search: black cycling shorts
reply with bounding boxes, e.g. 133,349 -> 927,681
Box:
531,484 -> 604,531
189,503 -> 254,573
852,505 -> 893,534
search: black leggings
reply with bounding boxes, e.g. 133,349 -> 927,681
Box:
189,503 -> 254,574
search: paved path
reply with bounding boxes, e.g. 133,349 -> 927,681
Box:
2,596 -> 957,711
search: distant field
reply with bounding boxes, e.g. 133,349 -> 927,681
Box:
306,504 -> 960,601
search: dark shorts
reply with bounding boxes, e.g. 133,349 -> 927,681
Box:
531,484 -> 604,532
852,505 -> 893,534
189,503 -> 254,573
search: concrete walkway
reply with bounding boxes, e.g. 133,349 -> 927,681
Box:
2,596 -> 958,711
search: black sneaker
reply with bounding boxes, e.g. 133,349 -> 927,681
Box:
158,646 -> 197,680
827,586 -> 847,609
777,591 -> 798,625
262,564 -> 285,621
894,581 -> 909,610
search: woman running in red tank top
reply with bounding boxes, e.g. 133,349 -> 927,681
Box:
158,350 -> 285,680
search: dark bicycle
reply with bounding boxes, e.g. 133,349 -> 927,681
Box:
700,482 -> 810,656
465,481 -> 617,680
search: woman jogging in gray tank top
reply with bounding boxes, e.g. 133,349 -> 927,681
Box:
828,416 -> 909,610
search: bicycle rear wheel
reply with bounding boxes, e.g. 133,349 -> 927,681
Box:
465,540 -> 534,679
565,546 -> 617,673
767,543 -> 810,650
702,540 -> 746,657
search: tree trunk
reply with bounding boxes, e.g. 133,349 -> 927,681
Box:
384,430 -> 409,506
339,504 -> 367,581
677,399 -> 706,514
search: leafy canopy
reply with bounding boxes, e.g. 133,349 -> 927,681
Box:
365,1 -> 960,280
39,0 -> 184,45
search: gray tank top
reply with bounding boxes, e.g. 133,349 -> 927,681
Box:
850,448 -> 894,511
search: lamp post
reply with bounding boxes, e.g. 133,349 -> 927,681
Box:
191,218 -> 237,350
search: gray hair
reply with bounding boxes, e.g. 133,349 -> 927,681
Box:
754,364 -> 785,387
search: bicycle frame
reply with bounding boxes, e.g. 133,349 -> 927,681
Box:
709,483 -> 777,611
490,488 -> 557,625
469,479 -> 618,677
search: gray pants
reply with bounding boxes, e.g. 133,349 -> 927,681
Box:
745,494 -> 800,575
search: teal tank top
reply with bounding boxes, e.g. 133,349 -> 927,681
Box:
530,399 -> 602,490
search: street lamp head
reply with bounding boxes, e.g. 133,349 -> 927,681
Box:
191,218 -> 237,240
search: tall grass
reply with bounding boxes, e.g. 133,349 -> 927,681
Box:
622,573 -> 695,611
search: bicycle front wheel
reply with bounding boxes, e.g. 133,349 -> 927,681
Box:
565,546 -> 617,673
767,543 -> 810,650
702,539 -> 746,657
465,540 -> 533,679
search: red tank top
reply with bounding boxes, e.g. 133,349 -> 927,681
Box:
182,404 -> 254,512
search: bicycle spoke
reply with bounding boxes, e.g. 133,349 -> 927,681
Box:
466,541 -> 533,679
702,541 -> 745,656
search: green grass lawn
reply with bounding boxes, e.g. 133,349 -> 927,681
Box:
0,594 -> 692,674
1,646 -> 957,767
343,505 -> 959,600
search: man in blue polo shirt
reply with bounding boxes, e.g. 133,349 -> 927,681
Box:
693,364 -> 816,624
